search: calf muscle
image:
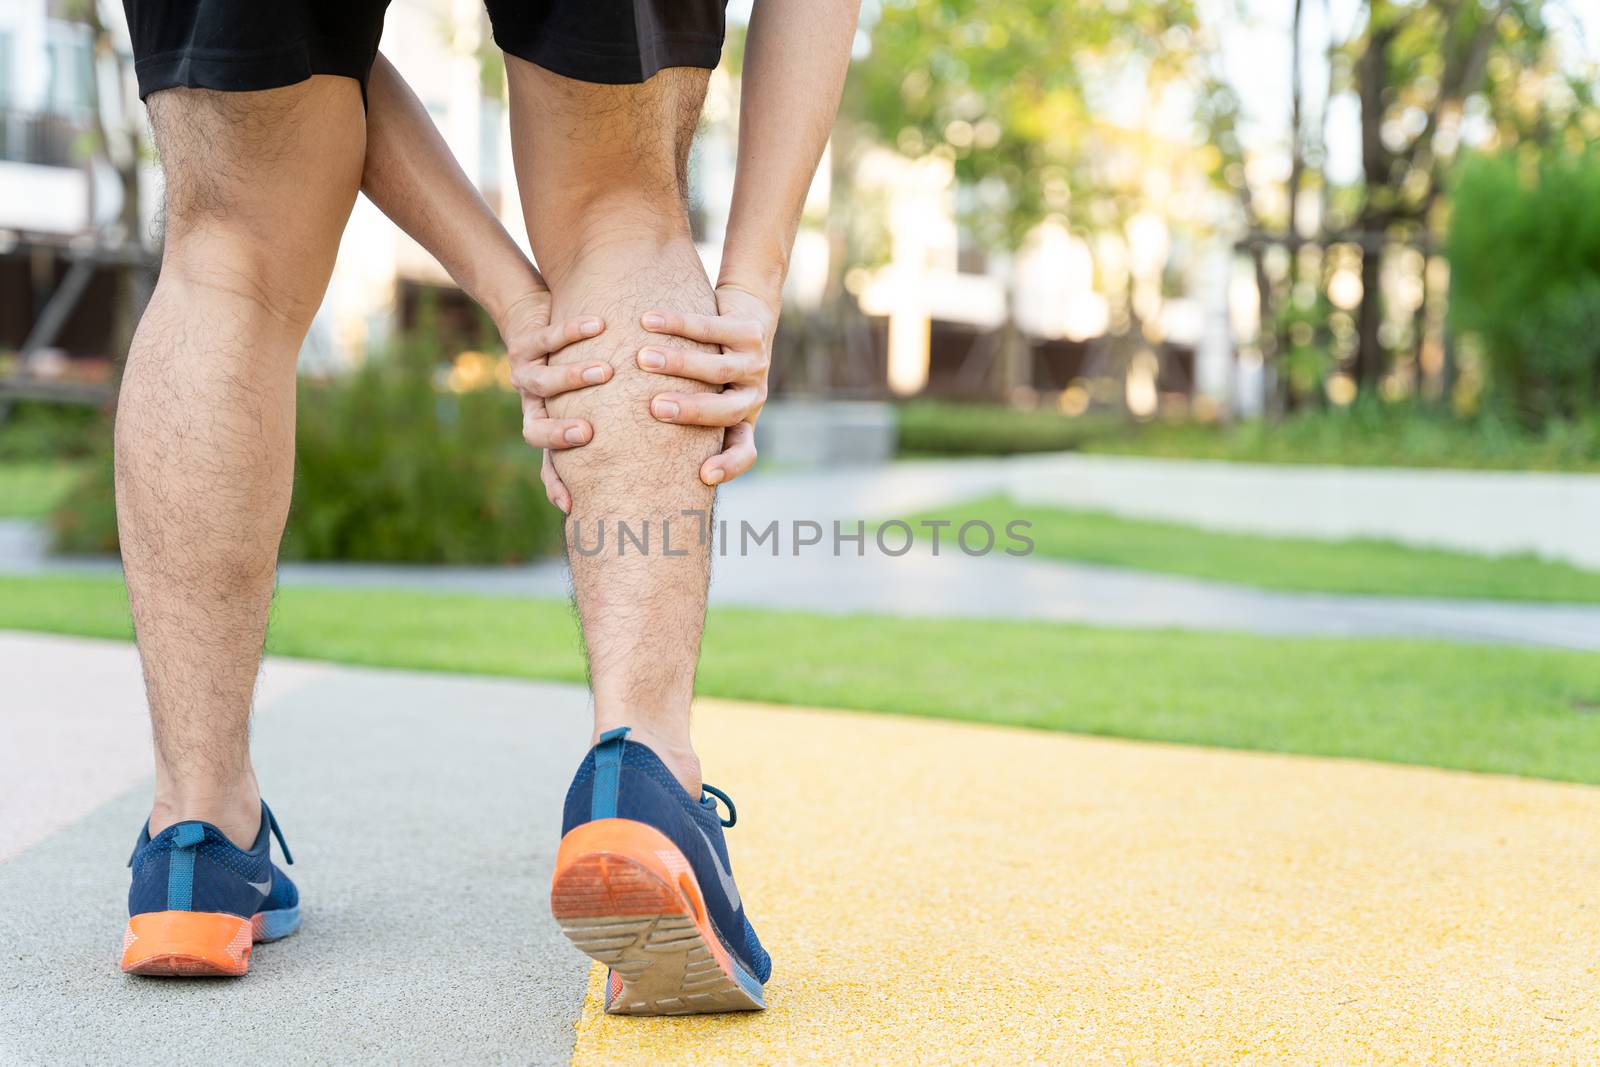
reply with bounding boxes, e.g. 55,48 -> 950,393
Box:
507,58 -> 721,785
546,240 -> 721,733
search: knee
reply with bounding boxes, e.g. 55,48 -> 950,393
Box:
155,235 -> 328,333
153,163 -> 352,330
153,176 -> 346,331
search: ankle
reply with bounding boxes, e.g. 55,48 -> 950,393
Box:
149,779 -> 262,849
598,724 -> 701,795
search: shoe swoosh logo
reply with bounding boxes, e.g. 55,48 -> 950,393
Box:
247,874 -> 272,897
693,825 -> 741,912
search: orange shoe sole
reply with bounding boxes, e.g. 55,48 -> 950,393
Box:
550,818 -> 764,1015
121,911 -> 259,977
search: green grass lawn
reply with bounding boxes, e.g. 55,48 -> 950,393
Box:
6,574 -> 1600,784
904,495 -> 1600,603
1079,409 -> 1600,472
894,400 -> 1600,472
0,461 -> 83,519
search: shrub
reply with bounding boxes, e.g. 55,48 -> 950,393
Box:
51,337 -> 563,563
1079,400 -> 1600,472
0,400 -> 105,460
894,400 -> 1106,456
47,458 -> 118,550
1448,151 -> 1600,423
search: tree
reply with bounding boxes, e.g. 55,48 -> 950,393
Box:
1207,0 -> 1594,408
846,0 -> 1205,398
1333,0 -> 1585,390
850,0 -> 1200,247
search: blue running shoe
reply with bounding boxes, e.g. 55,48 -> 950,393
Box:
551,728 -> 770,1014
120,801 -> 300,976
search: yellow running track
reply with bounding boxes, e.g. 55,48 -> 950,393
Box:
570,699 -> 1600,1065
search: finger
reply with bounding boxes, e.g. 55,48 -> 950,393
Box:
522,416 -> 593,450
701,421 -> 757,486
541,452 -> 571,514
636,346 -> 760,385
513,359 -> 612,398
524,316 -> 604,358
523,390 -> 549,424
649,387 -> 759,428
640,309 -> 763,350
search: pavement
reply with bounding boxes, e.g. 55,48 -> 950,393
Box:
1,633 -> 593,1065
1008,451 -> 1600,569
7,458 -> 1600,652
6,632 -> 1600,1064
257,543 -> 1600,650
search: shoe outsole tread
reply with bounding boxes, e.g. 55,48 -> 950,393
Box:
551,818 -> 764,1015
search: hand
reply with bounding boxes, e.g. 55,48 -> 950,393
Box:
636,284 -> 776,487
498,288 -> 611,514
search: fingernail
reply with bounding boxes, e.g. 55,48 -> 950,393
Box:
705,468 -> 724,485
653,399 -> 679,420
639,349 -> 666,369
582,365 -> 609,384
642,313 -> 666,328
581,318 -> 602,334
564,426 -> 587,444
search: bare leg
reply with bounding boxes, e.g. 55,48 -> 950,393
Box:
117,79 -> 365,845
506,60 -> 720,790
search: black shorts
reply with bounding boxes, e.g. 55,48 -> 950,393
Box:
124,0 -> 729,100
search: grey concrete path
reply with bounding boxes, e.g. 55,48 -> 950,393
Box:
6,458 -> 1600,651
1009,452 -> 1600,569
13,522 -> 1600,649
0,633 -> 594,1066
0,638 -> 330,864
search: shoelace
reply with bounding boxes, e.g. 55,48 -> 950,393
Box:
264,802 -> 294,864
701,782 -> 737,828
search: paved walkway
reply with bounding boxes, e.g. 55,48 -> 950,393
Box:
240,551 -> 1594,650
6,457 -> 1600,652
5,633 -> 1599,1063
1,634 -> 592,1065
1009,451 -> 1600,569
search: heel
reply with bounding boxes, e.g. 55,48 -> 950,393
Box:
121,911 -> 253,976
550,819 -> 763,1014
552,818 -> 699,920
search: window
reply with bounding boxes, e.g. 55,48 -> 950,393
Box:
0,31 -> 13,110
46,27 -> 94,115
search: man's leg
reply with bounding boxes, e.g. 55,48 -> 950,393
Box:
505,61 -> 721,791
117,79 -> 365,846
508,61 -> 775,1014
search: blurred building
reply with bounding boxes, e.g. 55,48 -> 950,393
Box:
0,0 -> 139,372
2,0 -> 1229,416
849,136 -> 1229,415
0,4 -> 95,236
